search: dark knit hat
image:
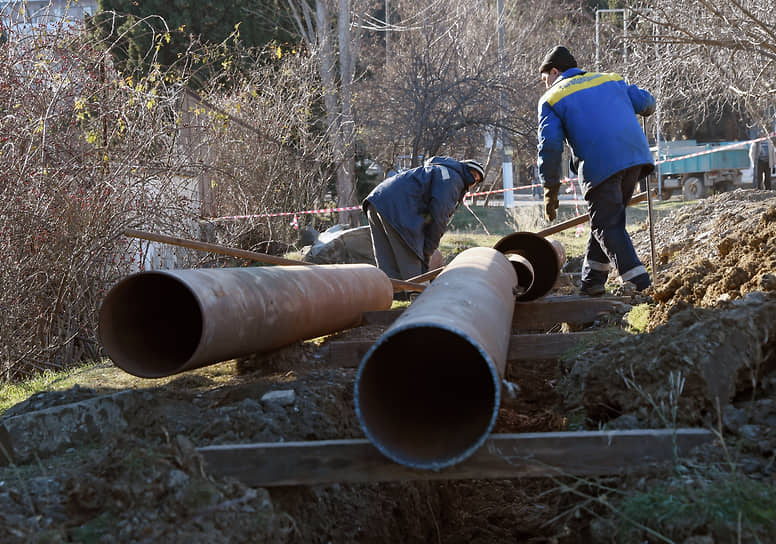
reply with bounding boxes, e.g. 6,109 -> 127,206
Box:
539,45 -> 577,74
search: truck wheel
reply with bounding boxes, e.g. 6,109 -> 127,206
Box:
682,176 -> 706,200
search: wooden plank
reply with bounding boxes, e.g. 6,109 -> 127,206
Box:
513,295 -> 631,331
123,229 -> 425,293
506,331 -> 599,359
360,296 -> 630,331
197,429 -> 713,487
326,331 -> 600,368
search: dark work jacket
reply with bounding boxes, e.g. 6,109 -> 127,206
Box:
363,156 -> 476,263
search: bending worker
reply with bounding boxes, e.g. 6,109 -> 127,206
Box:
537,45 -> 655,296
363,156 -> 485,280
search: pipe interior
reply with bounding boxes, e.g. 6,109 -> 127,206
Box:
356,326 -> 498,468
99,274 -> 203,377
507,253 -> 534,293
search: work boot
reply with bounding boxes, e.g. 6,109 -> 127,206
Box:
579,282 -> 606,297
613,281 -> 638,297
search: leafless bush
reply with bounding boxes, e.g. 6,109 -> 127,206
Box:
0,19 -> 197,380
186,45 -> 336,252
0,15 -> 337,380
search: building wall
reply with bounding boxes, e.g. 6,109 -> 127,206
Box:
1,0 -> 98,33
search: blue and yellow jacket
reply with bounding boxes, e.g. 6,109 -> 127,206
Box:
537,67 -> 655,196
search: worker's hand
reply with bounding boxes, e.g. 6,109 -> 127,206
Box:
428,249 -> 443,271
544,185 -> 560,222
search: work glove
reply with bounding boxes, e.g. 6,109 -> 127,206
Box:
544,185 -> 560,222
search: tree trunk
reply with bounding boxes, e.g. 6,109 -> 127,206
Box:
290,0 -> 359,225
337,0 -> 358,225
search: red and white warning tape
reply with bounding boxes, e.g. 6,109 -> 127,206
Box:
207,132 -> 774,223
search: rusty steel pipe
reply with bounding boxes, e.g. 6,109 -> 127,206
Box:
99,265 -> 393,378
493,232 -> 565,301
354,247 -> 517,470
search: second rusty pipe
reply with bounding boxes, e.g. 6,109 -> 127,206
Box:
493,232 -> 565,301
99,264 -> 393,378
355,247 -> 517,470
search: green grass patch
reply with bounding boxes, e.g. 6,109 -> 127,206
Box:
617,472 -> 776,541
624,303 -> 652,333
437,232 -> 502,262
0,362 -> 104,416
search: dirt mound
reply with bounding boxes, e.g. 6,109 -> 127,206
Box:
560,292 -> 776,429
631,189 -> 776,328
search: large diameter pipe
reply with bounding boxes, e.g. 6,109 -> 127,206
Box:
493,232 -> 565,301
99,265 -> 393,378
355,247 -> 517,470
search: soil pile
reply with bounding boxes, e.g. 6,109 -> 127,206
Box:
631,189 -> 776,327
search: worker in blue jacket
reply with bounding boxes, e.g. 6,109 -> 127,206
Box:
537,45 -> 655,296
363,156 -> 485,280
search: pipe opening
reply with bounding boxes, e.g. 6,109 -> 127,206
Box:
507,254 -> 535,297
356,325 -> 498,469
98,273 -> 203,377
494,232 -> 560,301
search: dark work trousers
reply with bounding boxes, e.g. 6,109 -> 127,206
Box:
581,165 -> 650,290
756,159 -> 772,190
365,204 -> 424,280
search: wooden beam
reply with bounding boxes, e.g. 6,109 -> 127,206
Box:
123,229 -> 425,293
360,296 -> 631,331
513,295 -> 631,331
506,331 -> 599,359
197,429 -> 713,487
359,309 -> 404,327
326,331 -> 601,368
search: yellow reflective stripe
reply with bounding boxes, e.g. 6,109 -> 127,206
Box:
544,72 -> 623,107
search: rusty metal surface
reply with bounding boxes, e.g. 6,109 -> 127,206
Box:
493,232 -> 563,301
99,265 -> 393,378
354,247 -> 517,470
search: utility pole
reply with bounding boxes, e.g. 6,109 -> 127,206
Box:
497,0 -> 514,208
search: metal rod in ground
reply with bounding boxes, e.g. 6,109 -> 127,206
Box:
123,229 -> 424,293
99,264 -> 393,378
644,177 -> 659,285
354,247 -> 517,470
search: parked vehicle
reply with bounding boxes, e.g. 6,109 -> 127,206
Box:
653,140 -> 752,200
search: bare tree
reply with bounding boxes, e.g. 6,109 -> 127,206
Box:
287,0 -> 360,225
614,1 -> 776,139
355,0 -> 588,183
187,45 -> 337,251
